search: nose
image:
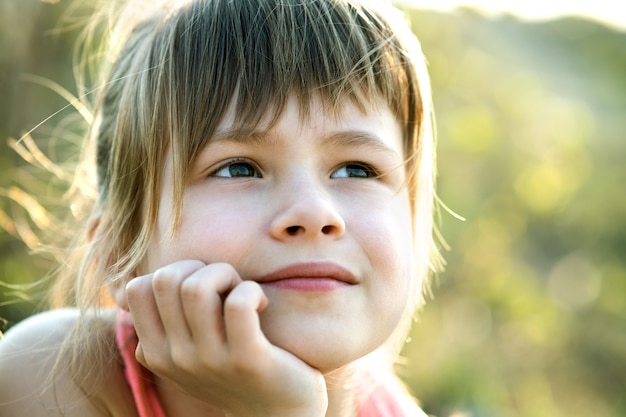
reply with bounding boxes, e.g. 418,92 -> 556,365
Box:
269,180 -> 345,241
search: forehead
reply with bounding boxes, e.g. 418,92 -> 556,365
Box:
215,92 -> 400,138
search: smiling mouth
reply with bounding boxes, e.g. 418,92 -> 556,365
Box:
254,262 -> 357,291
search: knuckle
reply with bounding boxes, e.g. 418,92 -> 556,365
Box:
140,346 -> 171,373
228,350 -> 264,376
238,280 -> 262,295
152,269 -> 177,295
180,278 -> 202,302
152,260 -> 206,295
223,281 -> 262,314
207,262 -> 238,278
196,348 -> 222,369
169,345 -> 196,372
223,295 -> 247,317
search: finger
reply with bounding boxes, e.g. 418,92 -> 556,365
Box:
223,280 -> 270,362
151,260 -> 206,344
181,263 -> 242,360
135,341 -> 145,365
126,274 -> 164,365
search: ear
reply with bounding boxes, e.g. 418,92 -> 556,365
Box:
87,211 -> 132,311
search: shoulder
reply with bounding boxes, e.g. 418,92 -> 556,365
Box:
0,308 -> 131,417
1,308 -> 80,345
0,309 -> 82,372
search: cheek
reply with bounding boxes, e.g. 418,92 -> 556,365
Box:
359,196 -> 414,282
188,212 -> 258,262
355,201 -> 414,346
145,197 -> 260,271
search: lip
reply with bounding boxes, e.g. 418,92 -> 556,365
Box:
254,262 -> 358,289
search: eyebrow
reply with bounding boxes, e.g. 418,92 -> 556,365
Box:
211,128 -> 401,158
323,130 -> 401,157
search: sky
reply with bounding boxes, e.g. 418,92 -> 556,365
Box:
401,0 -> 626,31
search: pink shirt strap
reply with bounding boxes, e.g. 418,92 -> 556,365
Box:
116,310 -> 167,417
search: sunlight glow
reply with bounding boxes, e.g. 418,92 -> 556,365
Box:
399,0 -> 626,31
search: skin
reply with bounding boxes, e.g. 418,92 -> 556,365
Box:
0,95 -> 415,417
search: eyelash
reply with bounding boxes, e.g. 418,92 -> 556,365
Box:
210,158 -> 262,178
331,162 -> 380,179
209,159 -> 380,179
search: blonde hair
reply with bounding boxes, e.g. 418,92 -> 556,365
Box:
48,0 -> 439,402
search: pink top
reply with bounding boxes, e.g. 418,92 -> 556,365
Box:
116,310 -> 407,417
117,311 -> 167,417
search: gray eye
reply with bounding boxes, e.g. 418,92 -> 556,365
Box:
331,164 -> 376,178
213,161 -> 261,178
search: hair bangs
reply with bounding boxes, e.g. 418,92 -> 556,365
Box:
162,0 -> 420,221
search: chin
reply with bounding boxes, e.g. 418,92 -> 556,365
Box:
276,335 -> 362,373
259,314 -> 379,373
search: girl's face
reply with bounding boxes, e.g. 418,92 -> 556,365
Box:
140,95 -> 415,372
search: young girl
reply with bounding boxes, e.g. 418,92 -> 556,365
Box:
0,0 -> 439,415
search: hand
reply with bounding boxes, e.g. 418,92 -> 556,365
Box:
125,260 -> 328,417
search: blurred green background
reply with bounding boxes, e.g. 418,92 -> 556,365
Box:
1,1 -> 625,416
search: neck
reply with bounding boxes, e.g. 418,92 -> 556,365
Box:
325,366 -> 359,417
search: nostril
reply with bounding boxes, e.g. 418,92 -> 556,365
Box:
321,225 -> 333,234
286,225 -> 300,236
